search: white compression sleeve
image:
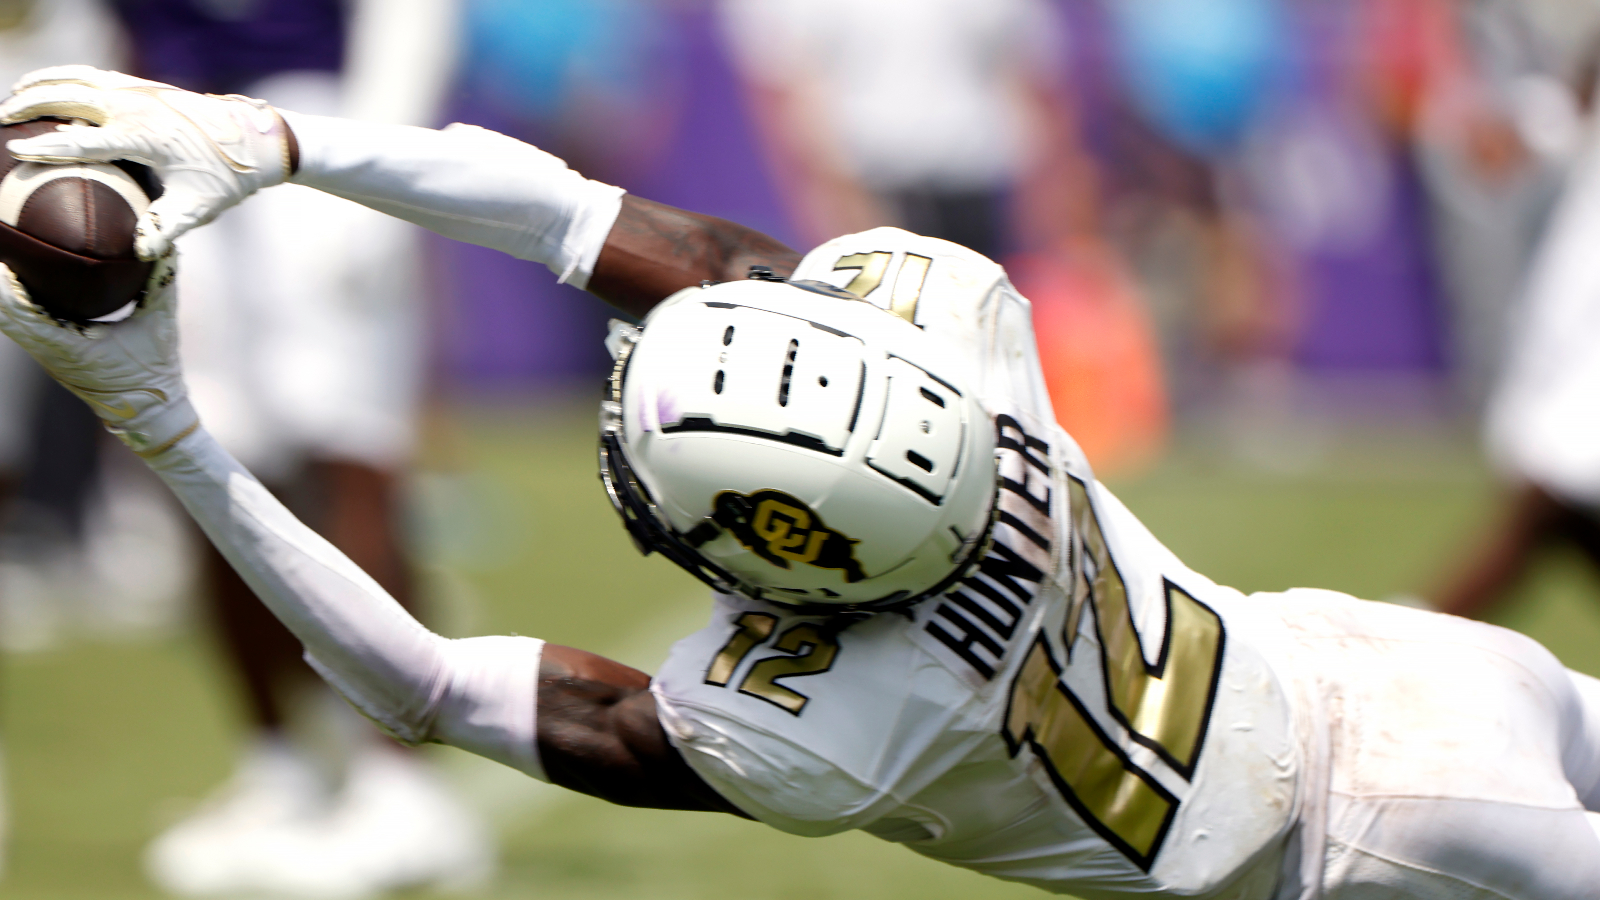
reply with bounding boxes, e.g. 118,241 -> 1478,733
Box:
144,426 -> 547,781
279,110 -> 624,288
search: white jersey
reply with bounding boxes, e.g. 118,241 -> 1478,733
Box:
652,229 -> 1299,897
119,105 -> 1600,893
180,74 -> 425,478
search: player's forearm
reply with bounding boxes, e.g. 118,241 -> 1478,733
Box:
281,111 -> 624,288
141,425 -> 545,779
586,196 -> 802,318
538,644 -> 752,815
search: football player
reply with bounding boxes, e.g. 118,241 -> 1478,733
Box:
1,68 -> 1599,899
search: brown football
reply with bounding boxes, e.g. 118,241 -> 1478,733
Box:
0,118 -> 159,322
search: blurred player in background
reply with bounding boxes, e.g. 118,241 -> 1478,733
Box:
0,0 -> 128,879
0,0 -> 124,652
1093,0 -> 1299,464
1426,16 -> 1600,623
439,0 -> 680,391
719,0 -> 1080,258
721,0 -> 1168,474
1409,0 -> 1587,410
104,1 -> 491,896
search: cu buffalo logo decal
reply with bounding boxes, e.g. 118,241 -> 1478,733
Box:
712,490 -> 866,582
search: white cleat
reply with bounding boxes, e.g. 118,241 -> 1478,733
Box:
321,746 -> 495,895
145,740 -> 493,898
145,737 -> 337,897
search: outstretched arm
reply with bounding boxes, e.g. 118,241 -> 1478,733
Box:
1,69 -> 801,317
277,113 -> 800,318
279,113 -> 800,319
149,420 -> 742,814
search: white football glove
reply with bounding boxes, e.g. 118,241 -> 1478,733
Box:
0,65 -> 292,260
0,257 -> 198,458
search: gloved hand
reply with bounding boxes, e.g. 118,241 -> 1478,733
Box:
0,255 -> 197,458
0,65 -> 292,260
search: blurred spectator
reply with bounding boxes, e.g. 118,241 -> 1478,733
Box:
1070,0 -> 1293,462
1423,17 -> 1600,622
1072,0 -> 1493,464
107,1 -> 492,896
1271,1 -> 1449,384
462,0 -> 678,180
1407,0 -> 1590,409
720,0 -> 1087,256
719,0 -> 1168,473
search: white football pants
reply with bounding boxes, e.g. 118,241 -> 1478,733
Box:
1261,589 -> 1600,899
177,72 -> 423,481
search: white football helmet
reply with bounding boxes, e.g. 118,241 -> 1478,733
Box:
599,273 -> 997,610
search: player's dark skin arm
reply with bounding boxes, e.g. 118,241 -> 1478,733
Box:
538,644 -> 752,816
587,195 -> 803,319
530,198 -> 801,816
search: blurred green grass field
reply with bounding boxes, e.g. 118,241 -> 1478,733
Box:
7,404 -> 1600,899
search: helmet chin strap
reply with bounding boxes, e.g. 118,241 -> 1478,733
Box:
598,429 -> 749,596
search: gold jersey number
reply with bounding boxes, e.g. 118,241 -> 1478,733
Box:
704,612 -> 842,715
833,252 -> 933,325
1003,475 -> 1225,871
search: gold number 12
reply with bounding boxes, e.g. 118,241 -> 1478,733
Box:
1003,477 -> 1225,870
704,612 -> 841,715
833,251 -> 933,325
